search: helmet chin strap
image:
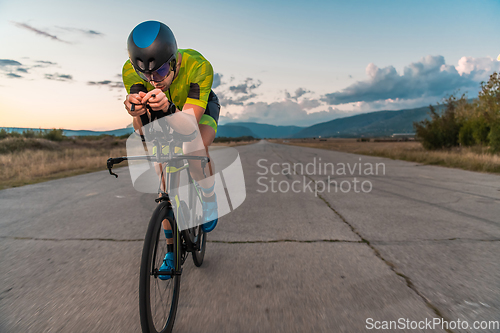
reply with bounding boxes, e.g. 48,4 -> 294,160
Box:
167,61 -> 175,103
172,57 -> 179,80
167,57 -> 179,103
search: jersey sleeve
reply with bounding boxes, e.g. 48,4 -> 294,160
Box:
122,60 -> 154,94
185,60 -> 213,109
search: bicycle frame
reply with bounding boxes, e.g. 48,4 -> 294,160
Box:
107,123 -> 209,275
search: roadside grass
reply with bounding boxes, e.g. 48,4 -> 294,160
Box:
273,139 -> 500,174
0,137 -> 60,154
0,137 -> 128,190
0,136 -> 258,190
0,146 -> 128,190
212,140 -> 258,147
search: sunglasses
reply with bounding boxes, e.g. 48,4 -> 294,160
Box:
134,61 -> 171,82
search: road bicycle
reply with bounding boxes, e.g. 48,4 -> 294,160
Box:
107,104 -> 209,333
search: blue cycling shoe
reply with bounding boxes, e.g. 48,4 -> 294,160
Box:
201,193 -> 218,233
158,252 -> 174,280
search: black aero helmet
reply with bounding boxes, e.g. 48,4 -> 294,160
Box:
127,21 -> 178,82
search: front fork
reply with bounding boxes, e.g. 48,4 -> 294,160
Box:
152,200 -> 184,278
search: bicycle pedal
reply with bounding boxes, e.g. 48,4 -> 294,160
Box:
155,197 -> 171,204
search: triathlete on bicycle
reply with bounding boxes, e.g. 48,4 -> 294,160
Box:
122,21 -> 219,279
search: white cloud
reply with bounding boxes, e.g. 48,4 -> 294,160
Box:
322,55 -> 499,106
212,73 -> 223,89
455,56 -> 499,81
223,100 -> 351,126
298,98 -> 321,110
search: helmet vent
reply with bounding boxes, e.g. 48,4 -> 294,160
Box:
148,59 -> 155,71
136,58 -> 145,71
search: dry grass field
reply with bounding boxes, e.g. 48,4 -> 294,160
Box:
272,138 -> 500,174
0,136 -> 257,190
0,136 -> 128,189
212,140 -> 256,147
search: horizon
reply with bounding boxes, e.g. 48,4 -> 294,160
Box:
1,0 -> 499,130
1,99 -> 441,132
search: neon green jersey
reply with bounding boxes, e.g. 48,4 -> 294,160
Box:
122,48 -> 214,110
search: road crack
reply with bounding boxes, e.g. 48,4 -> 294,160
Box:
208,239 -> 363,244
0,236 -> 143,242
371,238 -> 500,245
272,146 -> 455,333
316,193 -> 455,333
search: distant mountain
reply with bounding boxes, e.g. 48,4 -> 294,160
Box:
1,127 -> 134,137
292,105 -> 446,138
63,128 -> 134,137
222,122 -> 304,138
215,125 -> 257,138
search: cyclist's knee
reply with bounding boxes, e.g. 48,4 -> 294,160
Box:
198,124 -> 215,146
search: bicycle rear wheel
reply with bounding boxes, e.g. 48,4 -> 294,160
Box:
190,226 -> 206,267
139,201 -> 181,333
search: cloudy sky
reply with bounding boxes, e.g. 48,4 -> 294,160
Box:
1,0 -> 499,130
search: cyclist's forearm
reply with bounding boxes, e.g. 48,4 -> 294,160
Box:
133,117 -> 144,135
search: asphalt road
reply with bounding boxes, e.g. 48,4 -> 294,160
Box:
1,140 -> 499,332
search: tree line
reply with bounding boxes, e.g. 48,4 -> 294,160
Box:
0,128 -> 65,141
414,72 -> 500,153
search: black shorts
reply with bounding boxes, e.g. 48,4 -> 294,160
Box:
199,90 -> 220,133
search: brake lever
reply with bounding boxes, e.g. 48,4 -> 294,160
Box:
107,158 -> 123,178
109,169 -> 118,178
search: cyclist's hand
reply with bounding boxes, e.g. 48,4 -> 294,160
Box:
124,94 -> 146,117
143,89 -> 170,112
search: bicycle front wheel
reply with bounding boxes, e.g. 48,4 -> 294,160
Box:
188,179 -> 206,267
139,201 -> 181,333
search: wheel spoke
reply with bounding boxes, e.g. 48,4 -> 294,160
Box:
140,203 -> 180,333
151,238 -> 172,331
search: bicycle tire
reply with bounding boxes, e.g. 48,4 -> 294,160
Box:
188,178 -> 206,267
191,227 -> 206,267
139,201 -> 181,333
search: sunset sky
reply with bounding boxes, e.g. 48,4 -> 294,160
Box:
1,0 -> 499,130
